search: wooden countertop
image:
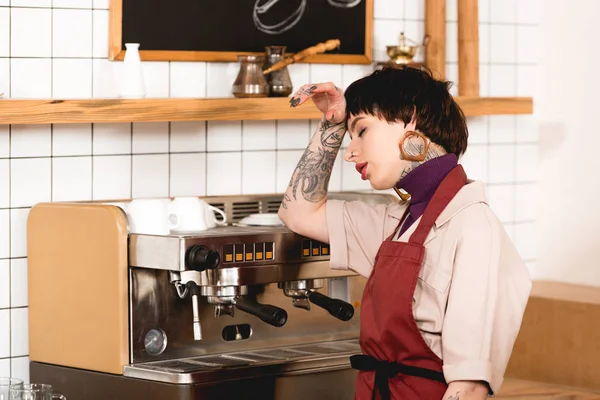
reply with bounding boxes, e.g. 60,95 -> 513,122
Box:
498,378 -> 600,399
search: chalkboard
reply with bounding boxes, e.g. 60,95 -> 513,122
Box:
109,0 -> 373,64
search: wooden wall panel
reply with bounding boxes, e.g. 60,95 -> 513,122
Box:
458,0 -> 480,96
425,0 -> 446,79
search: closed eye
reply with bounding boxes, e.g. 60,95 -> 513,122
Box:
358,127 -> 366,138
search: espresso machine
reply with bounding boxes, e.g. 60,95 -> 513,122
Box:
26,193 -> 396,400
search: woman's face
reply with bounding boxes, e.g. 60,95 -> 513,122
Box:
344,113 -> 417,190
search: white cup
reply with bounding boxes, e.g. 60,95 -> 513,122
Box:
168,197 -> 227,233
127,198 -> 170,235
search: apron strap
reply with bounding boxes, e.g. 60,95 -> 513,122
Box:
408,165 -> 467,245
350,354 -> 446,400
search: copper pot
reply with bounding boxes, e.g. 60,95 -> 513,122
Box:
264,46 -> 293,97
232,55 -> 270,98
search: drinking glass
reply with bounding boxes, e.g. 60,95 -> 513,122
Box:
0,378 -> 23,400
10,384 -> 66,400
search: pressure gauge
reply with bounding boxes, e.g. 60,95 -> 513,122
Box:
144,328 -> 167,355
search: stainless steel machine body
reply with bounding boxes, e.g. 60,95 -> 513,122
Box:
127,225 -> 364,382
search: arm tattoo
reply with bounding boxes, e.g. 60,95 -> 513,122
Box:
399,136 -> 441,178
319,120 -> 345,148
288,119 -> 345,202
281,194 -> 291,209
289,147 -> 337,202
445,392 -> 460,400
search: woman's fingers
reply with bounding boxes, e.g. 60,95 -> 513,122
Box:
289,82 -> 346,124
289,82 -> 340,108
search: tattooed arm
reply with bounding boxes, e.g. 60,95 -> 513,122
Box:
278,82 -> 347,243
443,381 -> 489,400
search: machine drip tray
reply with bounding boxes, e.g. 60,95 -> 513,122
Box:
124,339 -> 361,384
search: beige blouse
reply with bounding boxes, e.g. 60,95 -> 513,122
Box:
326,180 -> 532,394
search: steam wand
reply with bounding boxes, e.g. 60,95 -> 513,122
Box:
186,281 -> 203,341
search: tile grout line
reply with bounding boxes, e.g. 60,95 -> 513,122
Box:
7,3 -> 11,99
91,123 -> 94,200
167,62 -> 171,197
204,121 -> 208,196
168,121 -> 171,197
90,5 -> 94,99
129,123 -> 133,199
274,120 -> 279,193
240,121 -> 244,195
50,2 -> 54,208
6,0 -> 10,369
485,0 -> 492,185
50,2 -> 53,98
204,64 -> 208,196
512,3 -> 519,225
6,125 -> 10,376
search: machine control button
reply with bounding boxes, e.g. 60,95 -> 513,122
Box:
245,243 -> 254,261
234,244 -> 244,262
312,241 -> 320,256
302,240 -> 311,257
186,245 -> 220,271
255,243 -> 264,260
264,242 -> 274,260
223,244 -> 234,263
321,243 -> 330,255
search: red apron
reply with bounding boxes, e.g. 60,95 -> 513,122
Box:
350,165 -> 467,400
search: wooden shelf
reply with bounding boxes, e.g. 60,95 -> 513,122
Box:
0,96 -> 533,125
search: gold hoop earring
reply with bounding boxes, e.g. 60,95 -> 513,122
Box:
399,131 -> 431,162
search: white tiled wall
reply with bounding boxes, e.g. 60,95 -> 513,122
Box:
0,0 -> 539,382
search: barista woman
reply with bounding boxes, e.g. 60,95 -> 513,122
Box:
278,66 -> 532,400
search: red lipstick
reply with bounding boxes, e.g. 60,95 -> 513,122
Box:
355,162 -> 368,180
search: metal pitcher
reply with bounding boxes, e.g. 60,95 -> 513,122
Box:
264,46 -> 293,97
232,55 -> 270,98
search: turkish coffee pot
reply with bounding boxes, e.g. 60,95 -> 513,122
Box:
263,46 -> 294,97
232,39 -> 341,98
231,55 -> 270,98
